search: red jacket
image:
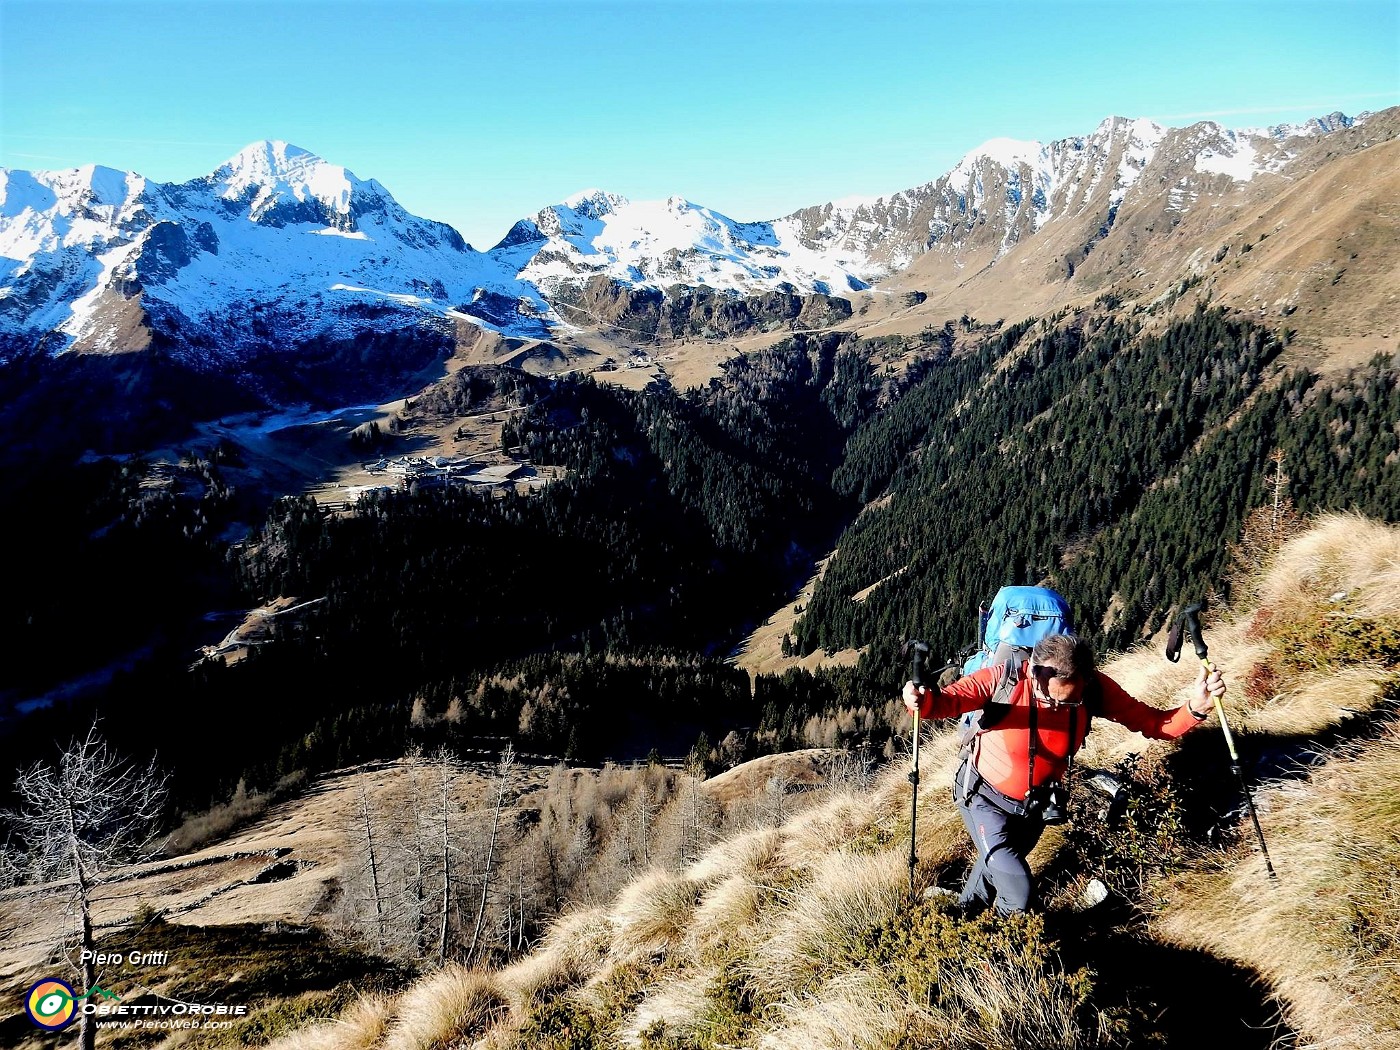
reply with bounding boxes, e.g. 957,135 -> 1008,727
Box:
916,661 -> 1201,800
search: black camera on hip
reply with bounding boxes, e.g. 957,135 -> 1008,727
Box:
1028,782 -> 1070,825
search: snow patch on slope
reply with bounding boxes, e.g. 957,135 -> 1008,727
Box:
500,192 -> 871,295
1195,133 -> 1262,181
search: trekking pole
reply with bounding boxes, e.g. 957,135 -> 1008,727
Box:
903,640 -> 930,898
1166,602 -> 1278,881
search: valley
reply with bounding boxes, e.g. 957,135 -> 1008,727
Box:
1,101 -> 1397,1050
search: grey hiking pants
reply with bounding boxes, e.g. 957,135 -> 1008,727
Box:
956,781 -> 1047,914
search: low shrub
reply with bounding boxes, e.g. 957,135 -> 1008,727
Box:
859,901 -> 1100,1049
518,957 -> 662,1050
1061,753 -> 1199,910
1271,613 -> 1400,674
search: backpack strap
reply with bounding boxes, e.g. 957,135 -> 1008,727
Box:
1063,703 -> 1078,797
956,656 -> 1021,746
958,662 -> 1099,807
1082,672 -> 1103,719
1024,679 -> 1039,803
955,657 -> 1022,805
981,655 -> 1021,728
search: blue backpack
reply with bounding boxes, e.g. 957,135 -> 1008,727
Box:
960,585 -> 1073,675
955,585 -> 1081,765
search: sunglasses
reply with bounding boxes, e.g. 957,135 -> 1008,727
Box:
1030,664 -> 1076,682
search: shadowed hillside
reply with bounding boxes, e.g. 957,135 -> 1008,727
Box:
237,513 -> 1399,1050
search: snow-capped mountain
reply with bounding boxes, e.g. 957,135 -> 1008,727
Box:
0,110 -> 1385,399
489,190 -> 872,298
778,112 -> 1373,279
0,141 -> 552,373
478,110 -> 1378,310
208,141 -> 384,229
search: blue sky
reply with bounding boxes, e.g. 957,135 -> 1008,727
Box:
2,0 -> 1395,248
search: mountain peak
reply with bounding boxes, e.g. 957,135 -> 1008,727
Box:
1245,110 -> 1359,140
63,163 -> 143,206
208,141 -> 381,223
218,140 -> 324,180
959,137 -> 1045,171
559,188 -> 629,215
1095,115 -> 1165,141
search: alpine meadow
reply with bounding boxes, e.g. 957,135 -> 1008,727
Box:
2,4 -> 1399,1046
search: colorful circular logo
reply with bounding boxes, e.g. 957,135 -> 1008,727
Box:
25,979 -> 77,1031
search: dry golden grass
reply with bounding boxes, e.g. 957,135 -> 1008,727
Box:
1082,514 -> 1400,768
378,965 -> 508,1050
700,748 -> 836,805
1138,514 -> 1400,1049
259,993 -> 393,1050
1251,512 -> 1400,621
907,961 -> 1092,1050
259,514 -> 1400,1050
494,905 -> 613,1011
686,824 -> 785,884
607,868 -> 703,957
687,871 -> 767,959
779,788 -> 883,863
1243,663 -> 1395,737
758,971 -> 908,1050
745,850 -> 906,1000
1156,729 -> 1400,1049
687,827 -> 786,952
617,966 -> 719,1046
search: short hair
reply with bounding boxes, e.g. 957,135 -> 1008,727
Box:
1031,633 -> 1095,678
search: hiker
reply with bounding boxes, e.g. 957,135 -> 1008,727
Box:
902,632 -> 1226,914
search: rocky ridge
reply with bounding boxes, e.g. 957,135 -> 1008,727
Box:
0,109 -> 1393,410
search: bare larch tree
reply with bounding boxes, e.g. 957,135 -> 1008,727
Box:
5,723 -> 168,1050
466,744 -> 514,964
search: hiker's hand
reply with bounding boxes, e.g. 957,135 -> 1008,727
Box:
903,681 -> 931,717
1190,666 -> 1226,716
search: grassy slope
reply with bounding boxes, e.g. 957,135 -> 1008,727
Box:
253,513 -> 1399,1050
